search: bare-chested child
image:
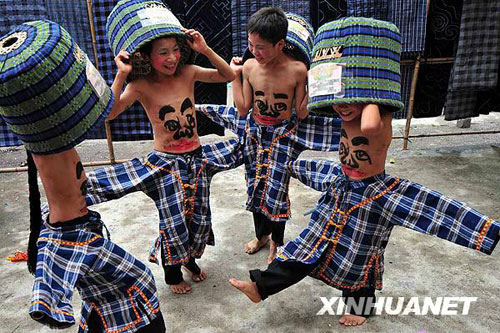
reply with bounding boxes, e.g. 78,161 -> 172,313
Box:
86,25 -> 236,294
230,17 -> 499,327
0,19 -> 165,331
231,7 -> 309,263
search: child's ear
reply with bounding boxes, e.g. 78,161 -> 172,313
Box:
276,39 -> 285,51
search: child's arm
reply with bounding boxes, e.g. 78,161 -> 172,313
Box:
298,91 -> 309,119
231,57 -> 253,116
183,28 -> 235,83
360,104 -> 383,135
294,64 -> 309,120
197,104 -> 245,137
108,51 -> 140,120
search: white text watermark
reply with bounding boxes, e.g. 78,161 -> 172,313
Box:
316,296 -> 477,316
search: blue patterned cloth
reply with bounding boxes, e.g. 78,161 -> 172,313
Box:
278,160 -> 500,290
347,0 -> 388,20
200,104 -> 340,222
388,0 -> 428,56
444,0 -> 500,121
45,0 -> 94,61
86,140 -> 242,265
30,210 -> 162,332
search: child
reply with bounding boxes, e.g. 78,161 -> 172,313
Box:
200,8 -> 341,264
85,0 -> 240,295
229,17 -> 500,327
0,20 -> 165,331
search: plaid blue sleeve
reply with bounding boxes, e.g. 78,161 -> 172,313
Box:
197,104 -> 246,137
387,179 -> 500,255
85,158 -> 150,206
294,115 -> 342,151
286,160 -> 338,192
202,139 -> 244,172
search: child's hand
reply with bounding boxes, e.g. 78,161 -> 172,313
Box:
114,50 -> 132,75
183,28 -> 209,54
230,57 -> 243,75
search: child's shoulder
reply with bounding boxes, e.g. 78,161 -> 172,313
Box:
242,58 -> 258,71
282,56 -> 307,79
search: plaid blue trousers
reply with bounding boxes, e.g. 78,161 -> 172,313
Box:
86,140 -> 242,266
278,160 -> 500,291
30,210 -> 162,332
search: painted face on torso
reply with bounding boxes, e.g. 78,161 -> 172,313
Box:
157,97 -> 198,152
252,89 -> 291,124
335,105 -> 392,180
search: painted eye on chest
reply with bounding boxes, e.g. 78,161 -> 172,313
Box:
165,119 -> 180,131
354,150 -> 370,161
272,102 -> 287,112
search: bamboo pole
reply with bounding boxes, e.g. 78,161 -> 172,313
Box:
86,0 -> 100,69
401,57 -> 454,65
393,130 -> 500,139
402,57 -> 422,150
402,0 -> 433,150
0,159 -> 130,174
86,0 -> 116,164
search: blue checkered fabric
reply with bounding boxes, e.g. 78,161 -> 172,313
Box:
279,160 -> 500,290
0,117 -> 21,146
45,0 -> 95,61
388,0 -> 427,56
86,140 -> 242,265
91,0 -> 153,140
444,0 -> 500,121
199,104 -> 341,222
347,0 -> 389,20
30,210 -> 162,332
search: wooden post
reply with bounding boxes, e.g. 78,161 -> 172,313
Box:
86,0 -> 116,164
403,57 -> 421,150
402,0 -> 432,150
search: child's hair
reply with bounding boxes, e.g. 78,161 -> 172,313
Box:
247,7 -> 287,45
138,35 -> 193,76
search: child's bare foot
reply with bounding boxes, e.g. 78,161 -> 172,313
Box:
267,240 -> 278,264
338,314 -> 367,326
244,236 -> 269,254
169,280 -> 191,294
229,278 -> 262,303
182,266 -> 207,282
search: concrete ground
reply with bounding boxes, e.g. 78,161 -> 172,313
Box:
1,114 -> 499,333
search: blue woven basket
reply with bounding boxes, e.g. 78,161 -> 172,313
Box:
242,12 -> 315,68
0,20 -> 113,155
307,17 -> 404,115
107,0 -> 195,80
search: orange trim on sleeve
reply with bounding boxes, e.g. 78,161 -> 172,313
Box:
476,218 -> 494,251
30,300 -> 74,317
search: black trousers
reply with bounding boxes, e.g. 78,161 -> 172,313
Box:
250,259 -> 376,318
87,309 -> 166,332
160,243 -> 201,285
253,212 -> 286,245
